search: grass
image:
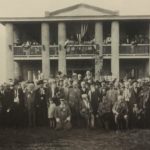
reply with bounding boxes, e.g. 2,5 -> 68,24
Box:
0,128 -> 149,150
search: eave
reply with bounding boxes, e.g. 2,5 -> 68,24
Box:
0,15 -> 150,23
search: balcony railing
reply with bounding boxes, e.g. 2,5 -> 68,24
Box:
66,44 -> 99,56
120,44 -> 149,55
13,46 -> 42,56
49,45 -> 59,56
13,44 -> 150,58
103,45 -> 111,55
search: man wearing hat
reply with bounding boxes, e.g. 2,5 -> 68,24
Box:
55,98 -> 71,130
129,80 -> 141,128
35,80 -> 48,126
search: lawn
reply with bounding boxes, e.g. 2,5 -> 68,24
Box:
0,128 -> 149,150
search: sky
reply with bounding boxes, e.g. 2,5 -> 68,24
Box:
0,0 -> 150,17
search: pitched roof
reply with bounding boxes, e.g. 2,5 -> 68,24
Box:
45,3 -> 119,17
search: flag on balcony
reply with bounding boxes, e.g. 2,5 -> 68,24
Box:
76,33 -> 81,43
81,23 -> 88,39
76,23 -> 88,43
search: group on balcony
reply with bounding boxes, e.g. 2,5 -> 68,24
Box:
120,34 -> 149,45
65,35 -> 97,55
119,34 -> 150,54
103,34 -> 111,45
13,39 -> 41,56
14,39 -> 40,47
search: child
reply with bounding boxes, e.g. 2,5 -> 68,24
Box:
48,98 -> 56,129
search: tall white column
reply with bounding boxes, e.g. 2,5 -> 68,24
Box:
27,70 -> 33,81
58,22 -> 66,74
111,21 -> 119,79
148,23 -> 150,76
6,23 -> 14,81
13,26 -> 19,44
95,22 -> 103,81
41,22 -> 50,79
14,61 -> 21,80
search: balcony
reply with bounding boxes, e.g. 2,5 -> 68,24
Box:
103,45 -> 111,55
13,44 -> 150,59
66,44 -> 99,56
120,44 -> 149,56
13,46 -> 42,57
49,45 -> 59,56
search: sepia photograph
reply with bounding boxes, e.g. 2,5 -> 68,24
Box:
0,0 -> 150,149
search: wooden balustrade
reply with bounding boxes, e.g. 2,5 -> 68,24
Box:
13,44 -> 150,57
49,45 -> 59,56
103,45 -> 111,55
66,44 -> 99,56
13,46 -> 42,56
120,44 -> 149,55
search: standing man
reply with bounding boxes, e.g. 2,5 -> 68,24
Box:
68,80 -> 81,128
0,84 -> 5,127
25,82 -> 36,127
88,82 -> 101,128
35,80 -> 48,126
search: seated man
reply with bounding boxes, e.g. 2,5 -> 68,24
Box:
97,93 -> 112,130
112,95 -> 128,131
54,98 -> 72,130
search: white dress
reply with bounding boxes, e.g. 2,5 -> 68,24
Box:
48,103 -> 56,119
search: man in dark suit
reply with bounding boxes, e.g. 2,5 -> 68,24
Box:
0,84 -> 5,127
35,80 -> 48,126
3,83 -> 15,127
13,82 -> 26,127
129,80 -> 141,128
25,83 -> 36,127
68,80 -> 81,128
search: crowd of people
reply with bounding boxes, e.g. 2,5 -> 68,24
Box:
0,71 -> 150,132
